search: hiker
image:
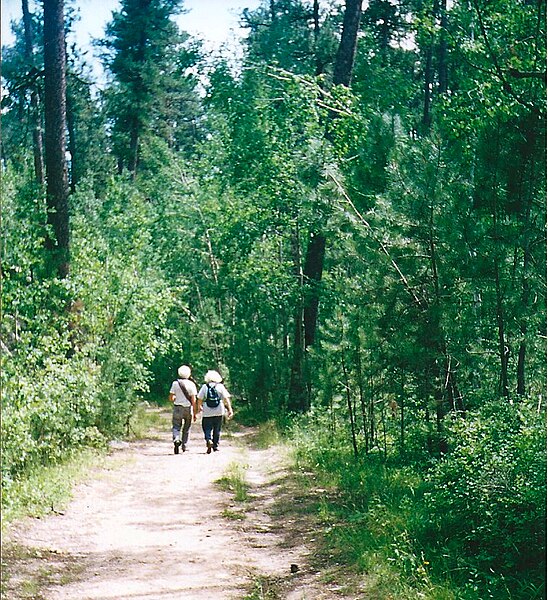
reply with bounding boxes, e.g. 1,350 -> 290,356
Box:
168,365 -> 197,454
196,370 -> 233,454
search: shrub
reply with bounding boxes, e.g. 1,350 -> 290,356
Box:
419,399 -> 546,589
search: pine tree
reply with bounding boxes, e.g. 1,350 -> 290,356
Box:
99,0 -> 201,176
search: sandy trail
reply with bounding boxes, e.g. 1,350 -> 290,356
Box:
2,409 -> 342,600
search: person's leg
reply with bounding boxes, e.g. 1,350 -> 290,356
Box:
212,415 -> 223,450
181,406 -> 192,449
172,405 -> 183,453
202,417 -> 214,453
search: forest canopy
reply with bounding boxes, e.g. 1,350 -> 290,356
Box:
1,0 -> 546,598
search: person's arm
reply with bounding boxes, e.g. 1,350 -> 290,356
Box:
196,386 -> 203,415
168,392 -> 175,402
223,395 -> 234,419
190,395 -> 197,421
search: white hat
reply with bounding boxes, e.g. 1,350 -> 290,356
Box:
178,365 -> 191,379
204,370 -> 222,384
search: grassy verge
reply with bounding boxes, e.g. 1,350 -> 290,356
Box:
288,425 -> 544,600
1,400 -> 164,529
1,447 -> 109,529
289,447 -> 454,600
127,400 -> 170,438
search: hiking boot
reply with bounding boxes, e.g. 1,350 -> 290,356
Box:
206,440 -> 212,454
174,440 -> 181,454
181,444 -> 186,452
213,446 -> 219,452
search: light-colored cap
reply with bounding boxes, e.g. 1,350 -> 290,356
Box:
178,365 -> 191,379
204,370 -> 222,383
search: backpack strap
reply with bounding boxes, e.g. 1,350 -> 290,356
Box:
177,379 -> 192,402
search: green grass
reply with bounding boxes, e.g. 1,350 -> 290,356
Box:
289,435 -> 462,599
221,507 -> 247,520
128,401 -> 171,438
243,575 -> 282,600
215,461 -> 250,502
1,447 -> 108,529
252,420 -> 282,448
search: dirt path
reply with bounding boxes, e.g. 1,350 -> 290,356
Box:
2,409 -> 351,600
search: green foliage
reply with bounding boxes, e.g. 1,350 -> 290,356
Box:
1,448 -> 107,527
289,399 -> 546,598
2,173 -> 175,501
1,0 -> 545,594
420,400 -> 546,586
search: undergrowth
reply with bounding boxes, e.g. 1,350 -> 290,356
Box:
1,447 -> 107,529
283,401 -> 546,600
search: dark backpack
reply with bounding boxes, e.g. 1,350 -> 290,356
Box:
205,383 -> 221,408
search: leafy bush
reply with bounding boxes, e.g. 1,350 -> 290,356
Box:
1,177 -> 175,506
419,400 -> 546,591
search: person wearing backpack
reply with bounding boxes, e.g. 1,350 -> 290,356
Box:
168,365 -> 197,454
196,369 -> 233,454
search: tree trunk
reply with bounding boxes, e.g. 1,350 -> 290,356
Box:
332,0 -> 363,87
66,87 -> 77,192
494,260 -> 510,399
303,232 -> 326,347
341,351 -> 359,458
22,0 -> 45,185
517,162 -> 534,396
288,221 -> 309,412
43,0 -> 70,277
438,0 -> 448,94
302,0 -> 363,351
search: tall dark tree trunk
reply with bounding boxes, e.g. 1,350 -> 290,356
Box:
332,0 -> 363,87
287,0 -> 363,412
66,88 -> 77,192
43,0 -> 70,277
288,222 -> 309,412
302,0 -> 363,350
22,0 -> 45,185
303,232 -> 326,347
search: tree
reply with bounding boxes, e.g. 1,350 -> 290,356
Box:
289,0 -> 363,412
99,0 -> 201,176
43,0 -> 70,277
242,0 -> 340,76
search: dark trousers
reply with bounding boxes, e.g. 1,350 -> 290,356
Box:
202,415 -> 223,449
172,405 -> 192,445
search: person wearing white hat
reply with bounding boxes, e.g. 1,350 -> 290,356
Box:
168,365 -> 197,454
196,370 -> 233,454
